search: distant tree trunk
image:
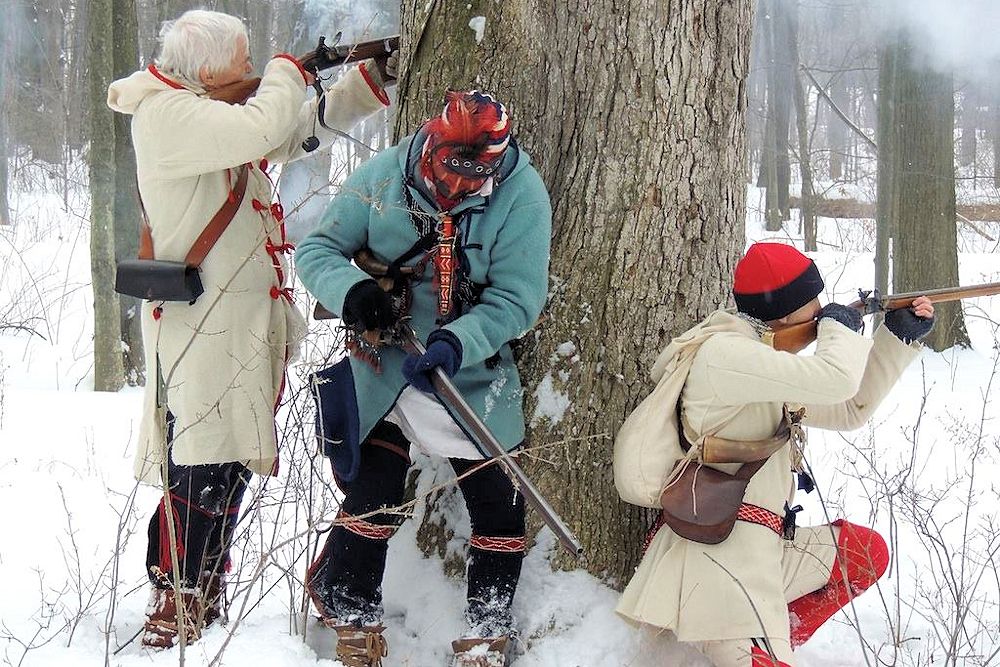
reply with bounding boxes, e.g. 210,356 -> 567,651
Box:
279,149 -> 333,242
828,76 -> 850,180
0,114 -> 8,226
994,104 -> 1000,190
90,0 -> 125,391
398,0 -> 751,584
959,86 -> 978,169
0,2 -> 13,227
113,0 -> 145,385
874,44 -> 897,310
883,31 -> 969,351
758,0 -> 791,230
787,1 -> 815,250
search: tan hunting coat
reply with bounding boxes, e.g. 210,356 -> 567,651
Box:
107,56 -> 387,484
616,310 -> 920,642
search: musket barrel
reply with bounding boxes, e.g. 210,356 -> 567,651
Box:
881,281 -> 1000,307
402,326 -> 584,557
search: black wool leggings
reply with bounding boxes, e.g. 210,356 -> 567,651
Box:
145,416 -> 252,589
308,420 -> 526,635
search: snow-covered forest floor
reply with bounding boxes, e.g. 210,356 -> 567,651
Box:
1,178 -> 999,666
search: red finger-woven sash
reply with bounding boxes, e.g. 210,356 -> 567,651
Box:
337,510 -> 396,540
433,215 -> 457,315
737,503 -> 783,535
469,535 -> 526,553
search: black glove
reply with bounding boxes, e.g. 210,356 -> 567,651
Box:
884,307 -> 934,343
817,303 -> 863,333
342,280 -> 395,330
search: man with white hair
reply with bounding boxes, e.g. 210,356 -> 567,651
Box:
107,9 -> 394,649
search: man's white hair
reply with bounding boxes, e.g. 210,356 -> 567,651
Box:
156,10 -> 248,81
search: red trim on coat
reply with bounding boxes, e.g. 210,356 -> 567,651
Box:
358,62 -> 391,107
147,64 -> 186,90
272,54 -> 309,84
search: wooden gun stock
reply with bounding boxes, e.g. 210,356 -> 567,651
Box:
207,34 -> 399,105
767,281 -> 1000,353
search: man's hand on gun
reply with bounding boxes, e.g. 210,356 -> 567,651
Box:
402,330 -> 463,393
884,295 -> 935,343
343,280 -> 396,331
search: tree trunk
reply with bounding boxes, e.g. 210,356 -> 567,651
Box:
828,75 -> 850,180
89,0 -> 125,391
884,31 -> 969,351
0,111 -> 8,226
398,0 -> 752,584
787,1 -> 816,251
758,0 -> 788,230
874,44 -> 896,312
0,0 -> 14,227
113,0 -> 145,385
959,86 -> 977,169
994,103 -> 1000,190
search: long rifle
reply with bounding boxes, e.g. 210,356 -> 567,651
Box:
208,33 -> 399,105
767,281 -> 1000,353
312,304 -> 584,557
397,323 -> 583,556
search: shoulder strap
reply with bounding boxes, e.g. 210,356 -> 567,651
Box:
185,166 -> 249,267
136,165 -> 250,266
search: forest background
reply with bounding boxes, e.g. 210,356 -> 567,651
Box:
2,0 -> 1000,665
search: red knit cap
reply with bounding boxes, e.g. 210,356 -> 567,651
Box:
733,242 -> 824,321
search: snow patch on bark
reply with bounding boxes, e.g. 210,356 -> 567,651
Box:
531,372 -> 570,426
469,16 -> 486,44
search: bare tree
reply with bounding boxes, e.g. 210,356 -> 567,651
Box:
758,0 -> 794,230
879,29 -> 969,351
112,0 -> 145,385
89,0 -> 125,391
396,0 -> 751,583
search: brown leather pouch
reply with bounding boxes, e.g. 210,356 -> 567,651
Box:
659,458 -> 764,544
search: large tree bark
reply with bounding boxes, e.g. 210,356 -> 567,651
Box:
112,0 -> 145,385
89,0 -> 125,391
398,0 -> 751,584
881,31 -> 969,351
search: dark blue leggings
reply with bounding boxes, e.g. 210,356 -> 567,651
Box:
308,420 -> 525,635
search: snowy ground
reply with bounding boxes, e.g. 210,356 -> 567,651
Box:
1,183 -> 999,666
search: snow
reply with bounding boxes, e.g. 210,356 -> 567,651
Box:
530,372 -> 571,427
1,179 -> 999,666
468,16 -> 486,45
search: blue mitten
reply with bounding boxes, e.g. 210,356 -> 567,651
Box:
402,329 -> 463,393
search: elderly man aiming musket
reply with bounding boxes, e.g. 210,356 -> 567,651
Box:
107,9 -> 395,649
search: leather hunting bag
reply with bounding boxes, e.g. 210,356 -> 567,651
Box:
115,259 -> 204,302
658,409 -> 791,544
659,458 -> 766,544
115,166 -> 248,303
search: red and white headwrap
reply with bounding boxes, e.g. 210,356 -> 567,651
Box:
420,90 -> 512,207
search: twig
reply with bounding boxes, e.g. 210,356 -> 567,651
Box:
801,65 -> 877,151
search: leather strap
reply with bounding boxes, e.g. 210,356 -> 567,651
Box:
678,401 -> 793,464
137,166 -> 250,266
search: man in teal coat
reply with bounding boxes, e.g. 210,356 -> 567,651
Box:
296,90 -> 551,666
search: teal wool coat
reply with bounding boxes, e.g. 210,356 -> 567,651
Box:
296,131 -> 552,476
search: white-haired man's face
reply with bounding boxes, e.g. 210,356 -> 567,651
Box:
199,34 -> 251,90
